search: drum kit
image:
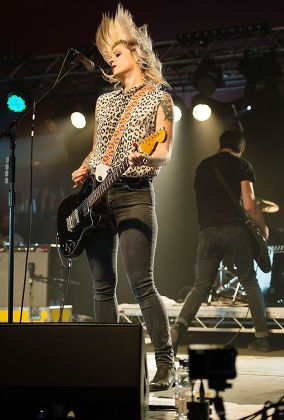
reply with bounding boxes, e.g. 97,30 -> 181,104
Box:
255,198 -> 279,213
210,198 -> 279,304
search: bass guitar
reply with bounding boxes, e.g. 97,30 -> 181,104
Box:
245,218 -> 272,273
57,128 -> 166,258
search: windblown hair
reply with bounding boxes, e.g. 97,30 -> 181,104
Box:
95,4 -> 170,88
219,130 -> 246,153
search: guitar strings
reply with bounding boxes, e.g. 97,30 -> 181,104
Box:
73,158 -> 129,217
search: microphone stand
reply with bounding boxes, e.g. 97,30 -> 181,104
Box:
0,59 -> 81,324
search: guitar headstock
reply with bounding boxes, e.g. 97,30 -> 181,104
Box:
139,128 -> 167,156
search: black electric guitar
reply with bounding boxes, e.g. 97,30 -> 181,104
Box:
57,128 -> 166,258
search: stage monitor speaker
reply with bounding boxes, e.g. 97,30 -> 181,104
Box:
0,323 -> 148,420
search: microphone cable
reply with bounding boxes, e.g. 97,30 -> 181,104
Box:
55,234 -> 74,323
57,258 -> 73,323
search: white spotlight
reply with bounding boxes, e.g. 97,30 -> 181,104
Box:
70,112 -> 86,129
192,104 -> 212,121
174,105 -> 182,122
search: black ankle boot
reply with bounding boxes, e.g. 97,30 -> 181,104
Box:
170,322 -> 187,357
149,366 -> 176,392
248,337 -> 272,352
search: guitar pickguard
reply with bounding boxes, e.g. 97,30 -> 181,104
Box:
95,162 -> 110,182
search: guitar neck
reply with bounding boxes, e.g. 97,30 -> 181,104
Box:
88,158 -> 129,208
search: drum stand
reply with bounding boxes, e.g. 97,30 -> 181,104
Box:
207,264 -> 226,304
209,263 -> 246,304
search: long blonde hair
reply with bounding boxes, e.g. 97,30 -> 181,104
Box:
95,4 -> 170,89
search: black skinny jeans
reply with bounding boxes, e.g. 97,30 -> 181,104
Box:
85,178 -> 174,367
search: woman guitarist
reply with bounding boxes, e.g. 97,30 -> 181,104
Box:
71,4 -> 175,391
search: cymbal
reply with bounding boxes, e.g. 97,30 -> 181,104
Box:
256,198 -> 279,213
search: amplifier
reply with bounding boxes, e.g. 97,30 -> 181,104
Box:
0,245 -> 93,317
0,244 -> 136,317
0,246 -> 48,308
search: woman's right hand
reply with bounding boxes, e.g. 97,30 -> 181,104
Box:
71,166 -> 89,189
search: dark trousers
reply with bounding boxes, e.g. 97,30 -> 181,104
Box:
85,178 -> 174,367
178,225 -> 269,337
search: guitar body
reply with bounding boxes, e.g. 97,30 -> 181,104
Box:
57,177 -> 103,259
246,220 -> 272,273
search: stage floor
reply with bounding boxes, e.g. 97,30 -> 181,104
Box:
118,300 -> 284,418
147,346 -> 284,419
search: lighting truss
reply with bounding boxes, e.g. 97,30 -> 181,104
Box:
0,24 -> 284,103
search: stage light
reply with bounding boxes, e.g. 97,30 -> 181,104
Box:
192,94 -> 213,121
70,112 -> 86,129
192,104 -> 212,121
234,104 -> 252,118
238,50 -> 282,97
192,59 -> 223,96
191,93 -> 231,122
7,94 -> 26,113
173,105 -> 182,122
172,95 -> 185,122
229,103 -> 253,127
176,22 -> 270,46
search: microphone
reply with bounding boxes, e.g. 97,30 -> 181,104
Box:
71,49 -> 95,71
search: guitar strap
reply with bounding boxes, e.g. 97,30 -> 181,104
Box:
211,159 -> 247,219
95,84 -> 151,181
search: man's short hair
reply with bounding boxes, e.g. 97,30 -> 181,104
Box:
219,130 -> 246,153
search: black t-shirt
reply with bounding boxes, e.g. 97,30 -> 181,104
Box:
194,152 -> 256,229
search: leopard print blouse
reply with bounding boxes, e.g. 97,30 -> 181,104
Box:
88,85 -> 172,178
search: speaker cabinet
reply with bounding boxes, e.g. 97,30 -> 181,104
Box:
0,323 -> 148,420
0,246 -> 93,317
0,247 -> 48,307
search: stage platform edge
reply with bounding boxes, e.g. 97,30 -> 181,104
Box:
118,303 -> 284,334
